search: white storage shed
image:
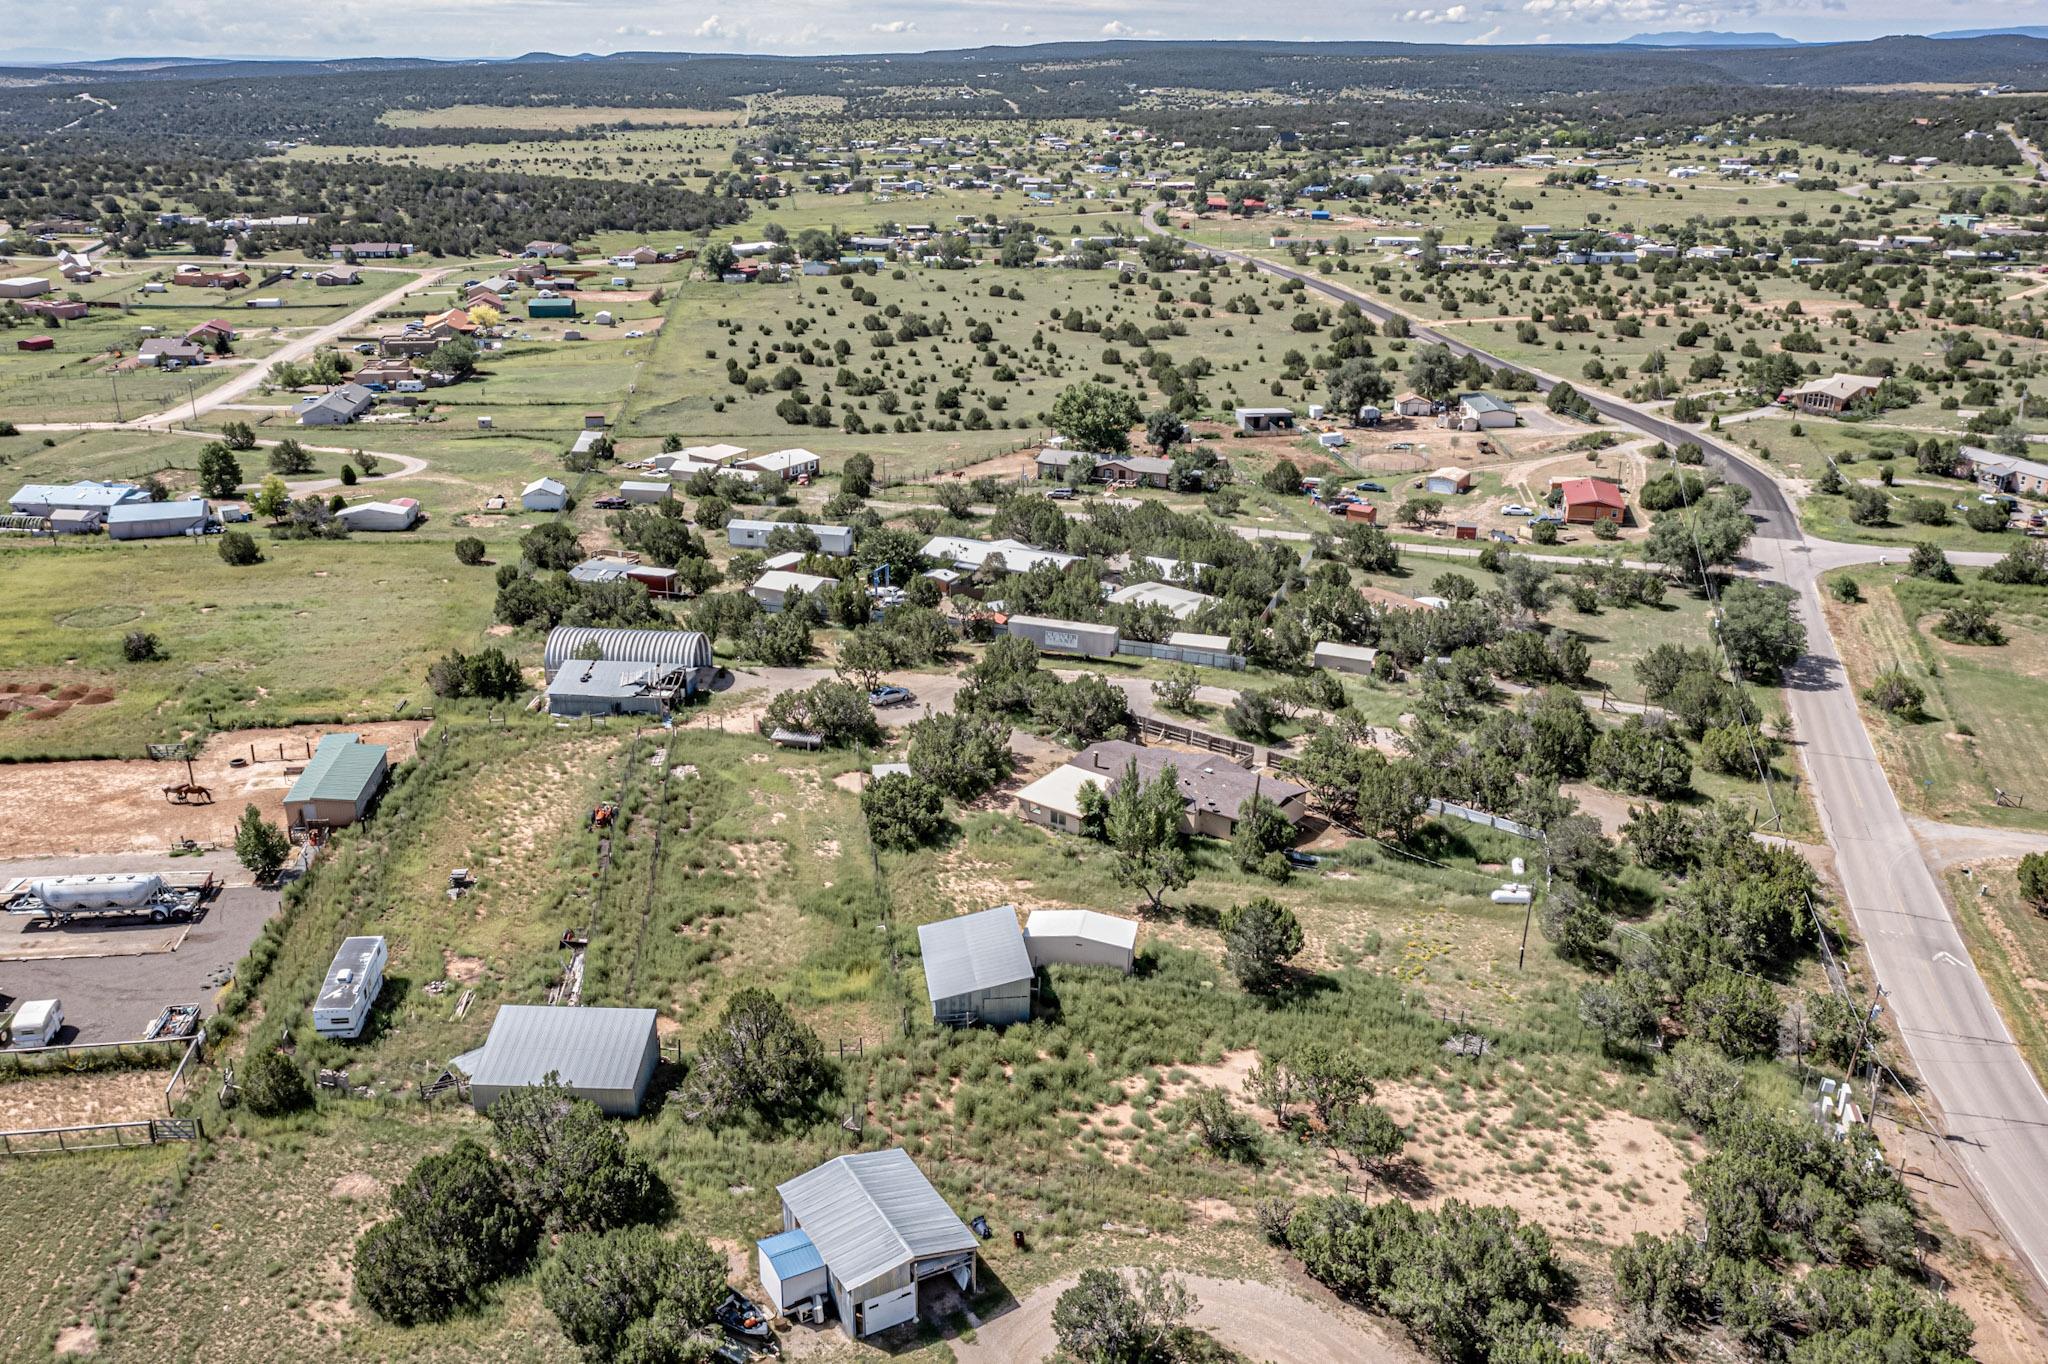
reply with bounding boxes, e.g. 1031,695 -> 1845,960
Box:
1023,908 -> 1138,974
917,906 -> 1033,1026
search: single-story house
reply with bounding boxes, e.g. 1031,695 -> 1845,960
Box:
336,498 -> 422,532
523,240 -> 575,258
917,906 -> 1034,1026
522,477 -> 568,512
1558,477 -> 1627,525
138,338 -> 207,367
1445,394 -> 1516,431
727,520 -> 855,556
1023,908 -> 1137,974
1313,641 -> 1380,675
186,319 -> 236,344
1958,446 -> 2048,497
463,1005 -> 660,1117
773,1149 -> 979,1337
678,442 -> 748,465
21,299 -> 88,321
352,358 -> 418,389
1011,764 -> 1111,837
379,332 -> 440,358
107,498 -> 210,540
0,276 -> 53,299
1105,580 -> 1214,620
314,266 -> 360,287
295,383 -> 376,426
284,734 -> 389,828
736,448 -> 823,481
1787,374 -> 1881,416
1234,406 -> 1296,433
330,242 -> 412,259
9,480 -> 147,518
921,535 -> 1079,575
1393,393 -> 1438,418
619,480 -> 672,505
1068,739 -> 1308,840
1425,466 -> 1475,495
750,569 -> 837,613
1034,450 -> 1175,488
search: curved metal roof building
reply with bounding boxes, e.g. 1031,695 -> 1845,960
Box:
543,626 -> 714,676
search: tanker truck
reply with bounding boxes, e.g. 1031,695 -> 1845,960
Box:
3,872 -> 214,926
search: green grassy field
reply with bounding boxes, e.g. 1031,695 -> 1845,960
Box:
0,536 -> 500,759
1821,565 -> 2048,831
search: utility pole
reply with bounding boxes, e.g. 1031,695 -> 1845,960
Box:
1845,985 -> 1888,1080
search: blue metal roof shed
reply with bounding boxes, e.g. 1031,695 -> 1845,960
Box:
757,1228 -> 831,1312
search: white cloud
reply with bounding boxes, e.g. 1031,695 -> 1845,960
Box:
1463,23 -> 1505,41
1518,0 -> 1764,22
615,25 -> 661,38
1102,20 -> 1137,35
693,15 -> 739,40
870,19 -> 915,33
1399,5 -> 1470,23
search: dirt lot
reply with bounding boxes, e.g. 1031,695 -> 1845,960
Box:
0,721 -> 425,858
956,1271 -> 1419,1364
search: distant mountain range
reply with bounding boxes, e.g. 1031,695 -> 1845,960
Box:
1928,27 -> 2048,41
1621,31 -> 1800,48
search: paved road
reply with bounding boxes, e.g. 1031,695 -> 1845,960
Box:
119,267 -> 447,428
1149,214 -> 2048,1289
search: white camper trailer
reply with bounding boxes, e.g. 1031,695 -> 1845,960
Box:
312,936 -> 388,1040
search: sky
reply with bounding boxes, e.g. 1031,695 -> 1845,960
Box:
5,0 -> 2048,63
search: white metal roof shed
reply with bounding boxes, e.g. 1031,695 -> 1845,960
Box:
777,1148 -> 977,1296
466,1005 -> 660,1116
917,906 -> 1033,1006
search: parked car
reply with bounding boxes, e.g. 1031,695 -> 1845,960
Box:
591,495 -> 628,510
1531,512 -> 1564,526
1490,529 -> 1518,543
354,342 -> 376,354
1047,486 -> 1076,500
1354,480 -> 1387,492
869,685 -> 915,708
625,329 -> 644,338
1501,503 -> 1533,517
1283,850 -> 1321,869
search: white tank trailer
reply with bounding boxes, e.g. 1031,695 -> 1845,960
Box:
4,872 -> 212,925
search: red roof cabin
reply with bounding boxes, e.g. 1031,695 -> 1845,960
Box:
17,335 -> 54,351
1558,477 -> 1627,525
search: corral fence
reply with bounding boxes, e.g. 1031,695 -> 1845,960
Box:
0,1117 -> 203,1157
1133,715 -> 1254,766
1115,637 -> 1246,671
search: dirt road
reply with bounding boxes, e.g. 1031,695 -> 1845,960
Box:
954,1272 -> 1417,1364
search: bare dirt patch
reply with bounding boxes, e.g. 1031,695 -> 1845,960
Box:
0,720 -> 425,859
1377,1081 -> 1697,1245
0,1068 -> 175,1130
326,1173 -> 382,1203
54,1323 -> 97,1356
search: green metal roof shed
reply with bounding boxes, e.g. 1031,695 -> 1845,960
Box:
284,734 -> 390,828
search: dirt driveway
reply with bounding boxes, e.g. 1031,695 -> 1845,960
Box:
955,1272 -> 1418,1364
0,721 -> 426,858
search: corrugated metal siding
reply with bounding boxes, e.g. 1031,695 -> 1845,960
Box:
467,1005 -> 659,1101
543,626 -> 713,676
776,1149 -> 977,1296
917,907 -> 1032,1008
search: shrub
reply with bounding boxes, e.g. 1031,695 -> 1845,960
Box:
2021,852 -> 2048,911
1220,896 -> 1303,994
862,772 -> 947,850
1830,576 -> 1863,603
1052,1268 -> 1192,1364
1905,542 -> 1957,582
217,530 -> 262,565
488,1080 -> 667,1234
537,1225 -> 727,1364
679,988 -> 829,1127
240,1048 -> 312,1116
454,536 -> 486,565
1862,668 -> 1925,718
122,630 -> 164,662
1933,599 -> 2003,646
356,1138 -> 537,1324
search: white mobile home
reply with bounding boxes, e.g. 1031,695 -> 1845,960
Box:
336,498 -> 422,532
749,569 -> 836,614
313,936 -> 387,1040
726,520 -> 855,556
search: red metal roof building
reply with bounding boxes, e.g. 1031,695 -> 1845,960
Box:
1558,477 -> 1627,524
